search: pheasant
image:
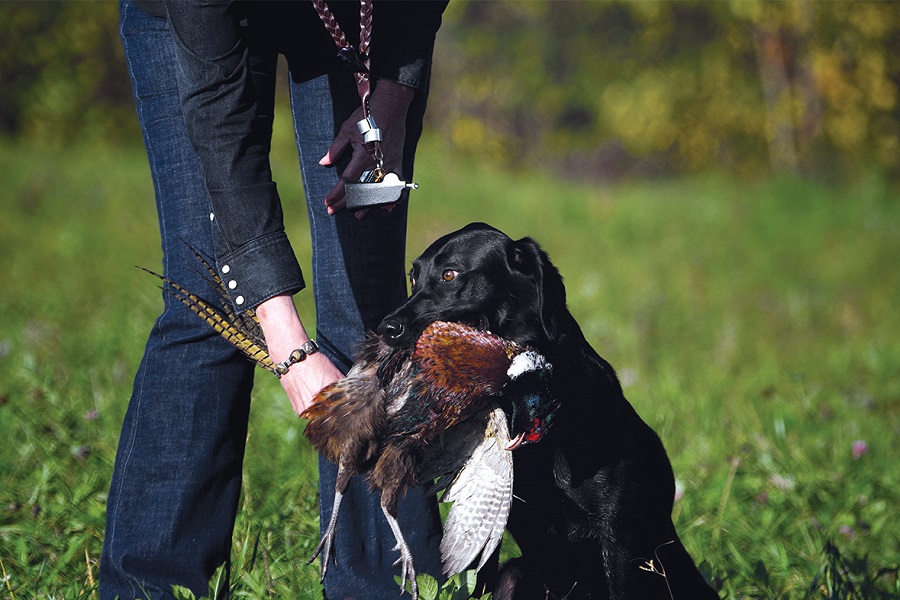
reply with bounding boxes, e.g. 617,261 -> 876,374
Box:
143,251 -> 558,598
302,321 -> 557,596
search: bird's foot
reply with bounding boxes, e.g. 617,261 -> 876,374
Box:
307,528 -> 338,582
392,541 -> 418,598
307,488 -> 344,582
382,504 -> 418,598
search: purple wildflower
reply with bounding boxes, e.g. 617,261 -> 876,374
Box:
851,440 -> 869,460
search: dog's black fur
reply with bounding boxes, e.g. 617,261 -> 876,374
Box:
378,223 -> 719,600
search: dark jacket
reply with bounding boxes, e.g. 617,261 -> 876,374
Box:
143,0 -> 447,309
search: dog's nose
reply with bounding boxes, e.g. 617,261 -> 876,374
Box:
378,318 -> 405,341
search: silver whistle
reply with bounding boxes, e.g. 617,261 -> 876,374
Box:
344,172 -> 418,211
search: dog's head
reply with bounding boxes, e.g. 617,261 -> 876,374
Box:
378,223 -> 569,351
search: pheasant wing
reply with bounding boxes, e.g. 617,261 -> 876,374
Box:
417,408 -> 490,496
436,405 -> 514,577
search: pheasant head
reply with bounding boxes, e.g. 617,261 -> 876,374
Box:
501,349 -> 558,449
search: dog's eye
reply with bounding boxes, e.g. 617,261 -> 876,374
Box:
441,269 -> 458,282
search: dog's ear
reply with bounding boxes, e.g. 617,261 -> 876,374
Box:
507,237 -> 567,344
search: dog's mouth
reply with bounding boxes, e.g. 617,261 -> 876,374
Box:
379,314 -> 493,349
428,314 -> 491,334
450,314 -> 491,335
475,315 -> 492,332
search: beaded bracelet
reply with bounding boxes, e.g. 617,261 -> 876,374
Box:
273,340 -> 319,378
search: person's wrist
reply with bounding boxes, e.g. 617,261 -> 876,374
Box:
255,294 -> 300,323
273,339 -> 320,378
374,79 -> 414,110
255,294 -> 313,372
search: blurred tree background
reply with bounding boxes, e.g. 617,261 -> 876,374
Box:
428,0 -> 900,179
1,0 -> 898,180
0,1 -> 133,144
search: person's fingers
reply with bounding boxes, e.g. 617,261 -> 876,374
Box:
324,178 -> 347,214
282,352 -> 343,415
320,125 -> 353,166
343,142 -> 374,180
320,82 -> 415,215
324,140 -> 377,213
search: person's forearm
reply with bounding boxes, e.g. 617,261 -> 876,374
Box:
164,1 -> 304,307
370,1 -> 449,91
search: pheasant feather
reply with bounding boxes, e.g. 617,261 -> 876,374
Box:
139,263 -> 275,372
421,405 -> 514,576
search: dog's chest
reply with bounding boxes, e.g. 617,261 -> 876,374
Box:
550,446 -> 616,534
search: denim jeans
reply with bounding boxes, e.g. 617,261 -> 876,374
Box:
101,2 -> 442,598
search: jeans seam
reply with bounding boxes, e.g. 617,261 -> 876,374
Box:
291,81 -> 321,318
112,6 -> 141,598
112,5 -> 169,597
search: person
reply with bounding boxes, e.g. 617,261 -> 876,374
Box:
100,1 -> 448,598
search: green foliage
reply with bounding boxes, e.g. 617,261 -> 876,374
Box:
804,543 -> 899,600
171,564 -> 228,600
398,570 -> 487,600
1,136 -> 898,597
431,0 -> 900,178
0,1 -> 136,144
3,1 -> 900,177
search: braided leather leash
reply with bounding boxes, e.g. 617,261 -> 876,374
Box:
311,0 -> 384,175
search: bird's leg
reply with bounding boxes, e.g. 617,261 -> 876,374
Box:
381,503 -> 418,598
307,463 -> 348,581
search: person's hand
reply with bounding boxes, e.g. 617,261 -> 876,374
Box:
255,294 -> 344,415
319,79 -> 415,217
277,351 -> 343,416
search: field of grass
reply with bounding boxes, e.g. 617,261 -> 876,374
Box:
0,132 -> 897,599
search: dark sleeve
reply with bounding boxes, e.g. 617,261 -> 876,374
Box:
164,0 -> 305,310
369,1 -> 449,90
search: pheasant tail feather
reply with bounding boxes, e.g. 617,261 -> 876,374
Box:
183,243 -> 268,342
140,266 -> 275,372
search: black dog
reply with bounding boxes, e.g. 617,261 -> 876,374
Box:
378,223 -> 719,600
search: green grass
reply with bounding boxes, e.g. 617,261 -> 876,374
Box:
0,133 -> 897,598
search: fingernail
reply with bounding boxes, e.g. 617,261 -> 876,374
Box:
319,154 -> 330,166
